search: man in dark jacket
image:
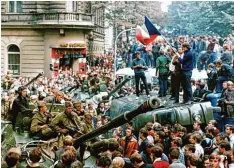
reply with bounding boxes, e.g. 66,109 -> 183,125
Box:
11,86 -> 32,129
176,43 -> 194,104
171,46 -> 183,103
197,50 -> 211,71
207,63 -> 218,91
216,60 -> 234,93
220,44 -> 233,65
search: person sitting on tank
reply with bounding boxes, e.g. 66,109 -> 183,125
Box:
50,101 -> 84,137
207,63 -> 218,92
1,147 -> 24,168
26,147 -> 42,168
193,81 -> 212,101
43,91 -> 65,104
223,81 -> 234,106
72,101 -> 85,117
30,101 -> 56,140
11,86 -> 33,130
215,59 -> 233,93
217,81 -> 228,106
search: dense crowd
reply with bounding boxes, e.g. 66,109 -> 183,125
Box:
1,33 -> 234,168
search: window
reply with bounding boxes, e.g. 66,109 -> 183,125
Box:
8,45 -> 20,76
9,1 -> 22,13
66,1 -> 77,12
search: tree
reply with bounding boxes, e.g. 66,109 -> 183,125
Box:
167,1 -> 234,37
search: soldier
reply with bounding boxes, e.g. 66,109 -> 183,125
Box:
11,86 -> 32,129
83,112 -> 94,134
2,70 -> 14,90
73,101 -> 85,116
30,101 -> 55,140
51,101 -> 84,137
29,95 -> 38,110
43,91 -> 65,104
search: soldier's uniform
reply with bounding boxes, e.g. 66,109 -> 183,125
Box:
82,113 -> 94,134
51,107 -> 84,136
30,113 -> 54,140
73,101 -> 85,117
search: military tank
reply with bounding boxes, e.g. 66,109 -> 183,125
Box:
1,96 -> 161,167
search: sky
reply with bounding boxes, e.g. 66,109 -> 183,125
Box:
161,1 -> 172,12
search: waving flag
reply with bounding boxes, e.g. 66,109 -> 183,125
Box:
136,16 -> 161,45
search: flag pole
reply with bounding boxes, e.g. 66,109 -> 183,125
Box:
161,35 -> 178,55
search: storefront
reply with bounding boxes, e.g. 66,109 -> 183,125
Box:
50,42 -> 87,78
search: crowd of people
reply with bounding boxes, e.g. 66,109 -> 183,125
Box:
1,33 -> 234,168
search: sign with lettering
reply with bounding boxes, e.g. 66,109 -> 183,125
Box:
59,43 -> 87,48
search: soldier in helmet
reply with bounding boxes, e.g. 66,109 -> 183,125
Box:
30,101 -> 56,140
51,101 -> 84,137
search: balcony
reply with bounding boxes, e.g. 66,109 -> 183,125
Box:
1,12 -> 95,28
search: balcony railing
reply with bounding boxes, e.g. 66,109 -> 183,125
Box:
1,12 -> 94,26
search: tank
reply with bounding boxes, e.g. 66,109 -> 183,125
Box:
24,72 -> 44,87
109,94 -> 222,132
87,76 -> 132,108
74,96 -> 161,147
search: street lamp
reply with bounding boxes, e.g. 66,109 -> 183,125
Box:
114,27 -> 137,80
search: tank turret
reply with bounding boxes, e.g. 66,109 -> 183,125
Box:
88,77 -> 132,107
74,96 -> 161,147
24,72 -> 43,87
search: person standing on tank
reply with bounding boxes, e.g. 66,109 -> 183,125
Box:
131,51 -> 150,100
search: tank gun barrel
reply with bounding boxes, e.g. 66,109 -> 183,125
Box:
103,77 -> 131,101
24,72 -> 43,87
74,96 -> 161,147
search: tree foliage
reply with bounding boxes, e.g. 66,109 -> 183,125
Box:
167,1 -> 234,37
92,1 -> 165,27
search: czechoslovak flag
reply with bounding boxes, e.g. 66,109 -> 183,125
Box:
136,16 -> 161,45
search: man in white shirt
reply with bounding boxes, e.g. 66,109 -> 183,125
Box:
225,124 -> 234,149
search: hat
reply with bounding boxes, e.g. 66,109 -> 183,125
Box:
30,95 -> 38,100
65,101 -> 73,108
146,142 -> 154,148
73,101 -> 81,107
38,101 -> 46,108
84,112 -> 92,118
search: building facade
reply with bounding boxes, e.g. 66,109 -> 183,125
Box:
1,1 -> 104,77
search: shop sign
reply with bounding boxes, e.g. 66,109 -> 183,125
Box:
60,43 -> 87,48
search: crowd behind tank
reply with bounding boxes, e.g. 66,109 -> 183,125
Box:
1,33 -> 234,168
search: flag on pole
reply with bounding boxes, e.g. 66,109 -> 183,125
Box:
136,16 -> 161,45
